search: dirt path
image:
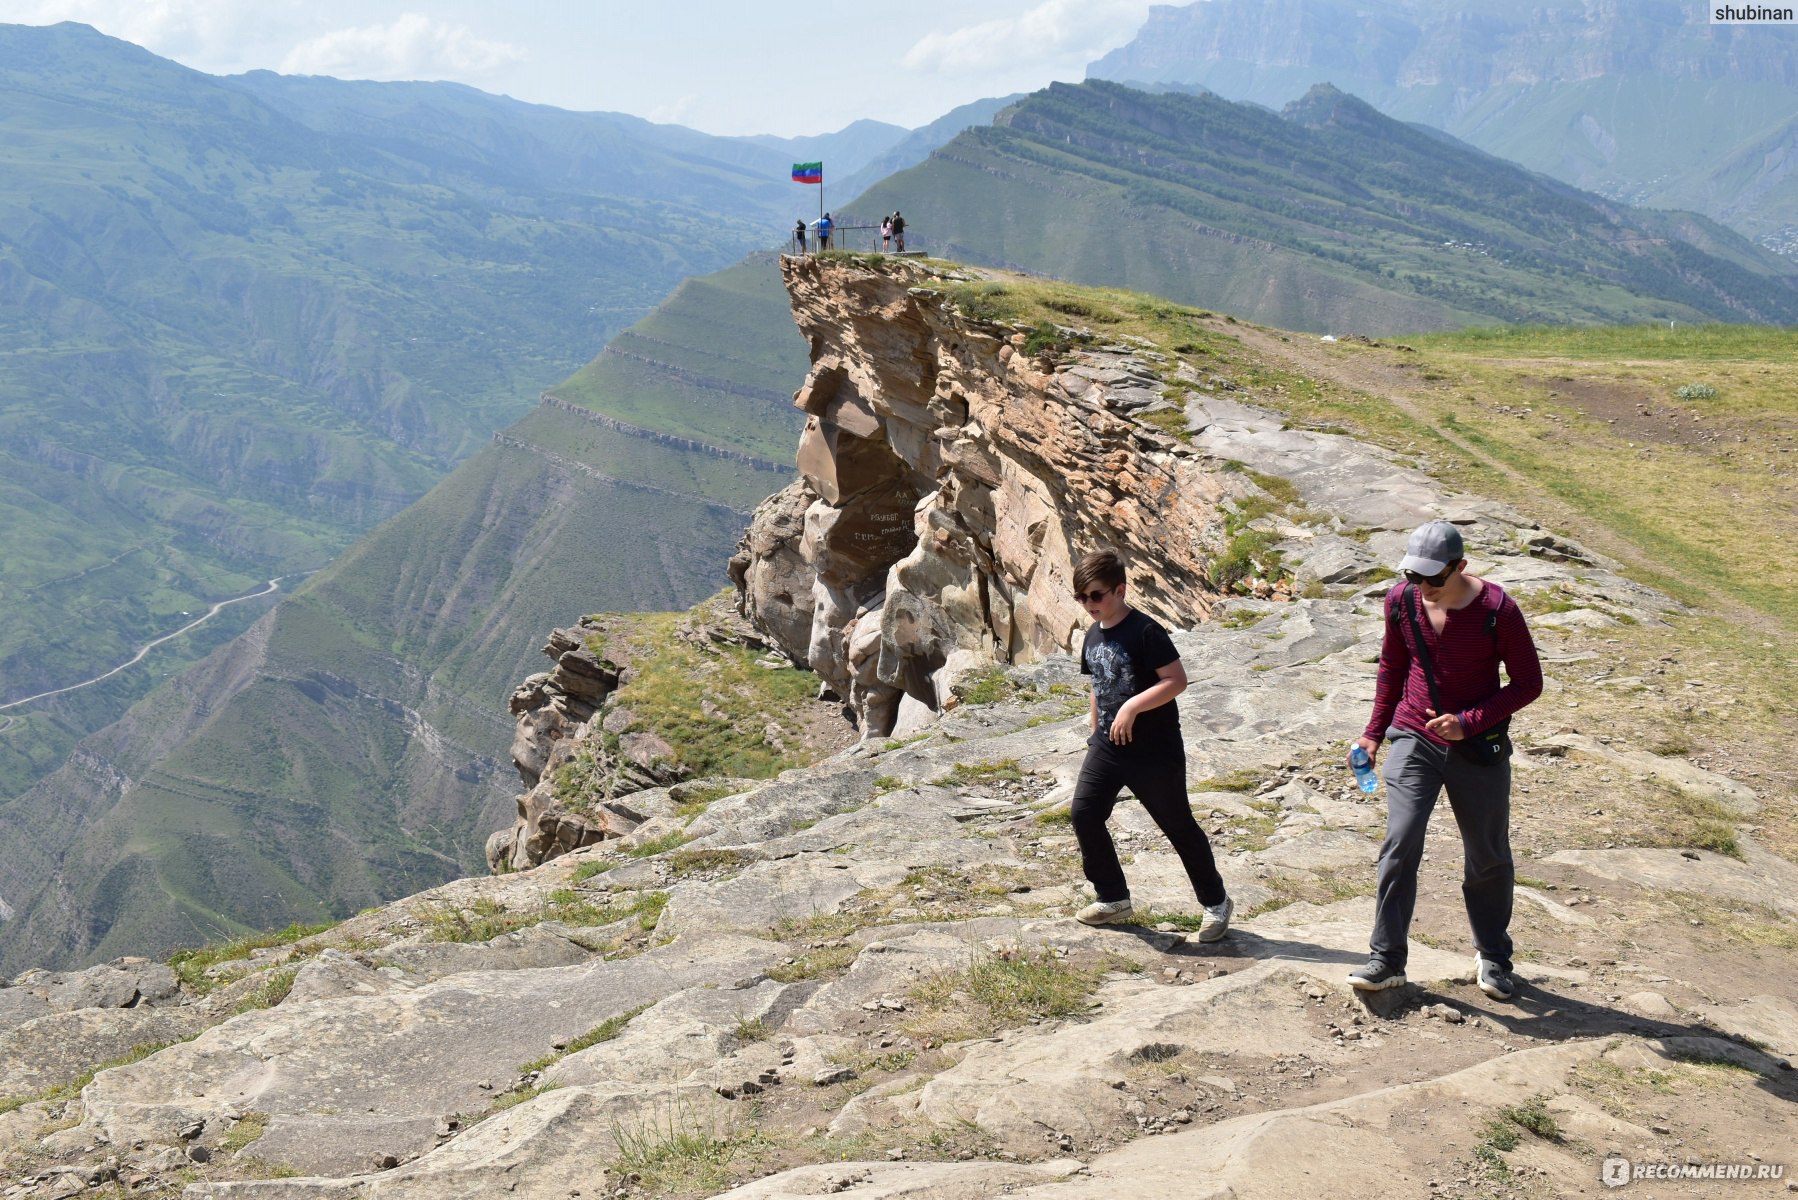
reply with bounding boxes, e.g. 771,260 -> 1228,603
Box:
1223,322 -> 1773,631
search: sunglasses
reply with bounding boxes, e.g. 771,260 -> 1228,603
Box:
1403,566 -> 1454,587
1072,586 -> 1115,605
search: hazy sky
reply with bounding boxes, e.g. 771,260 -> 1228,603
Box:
0,0 -> 1161,136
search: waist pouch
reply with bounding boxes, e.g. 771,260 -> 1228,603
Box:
1452,718 -> 1512,766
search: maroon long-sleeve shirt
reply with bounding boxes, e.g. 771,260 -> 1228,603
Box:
1363,580 -> 1543,746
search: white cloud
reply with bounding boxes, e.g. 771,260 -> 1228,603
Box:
902,0 -> 1153,75
2,0 -> 271,64
645,94 -> 700,127
278,11 -> 523,81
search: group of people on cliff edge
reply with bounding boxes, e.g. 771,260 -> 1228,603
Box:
1068,520 -> 1542,1001
788,211 -> 903,255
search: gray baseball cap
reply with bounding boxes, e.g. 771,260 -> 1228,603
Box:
1399,520 -> 1465,575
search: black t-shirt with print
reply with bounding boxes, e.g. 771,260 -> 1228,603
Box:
1080,608 -> 1182,752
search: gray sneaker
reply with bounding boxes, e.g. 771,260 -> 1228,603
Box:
1196,896 -> 1233,943
1076,898 -> 1135,926
1475,954 -> 1516,1000
1347,960 -> 1407,991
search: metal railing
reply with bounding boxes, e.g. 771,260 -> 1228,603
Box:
784,218 -> 919,256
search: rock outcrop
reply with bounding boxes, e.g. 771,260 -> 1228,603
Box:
734,257 -> 1254,737
489,595 -> 842,873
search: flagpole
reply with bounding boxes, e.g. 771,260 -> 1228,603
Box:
819,165 -> 824,250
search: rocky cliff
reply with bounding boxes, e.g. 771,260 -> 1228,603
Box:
733,257 -> 1270,737
1,263 -> 1794,1198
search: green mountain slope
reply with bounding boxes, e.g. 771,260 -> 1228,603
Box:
845,80 -> 1798,333
1087,0 -> 1798,250
0,256 -> 807,972
0,21 -> 818,808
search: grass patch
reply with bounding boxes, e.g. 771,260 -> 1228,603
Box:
519,1004 -> 652,1075
1639,781 -> 1741,859
952,665 -> 1016,706
766,943 -> 858,983
232,966 -> 298,1014
1473,1117 -> 1519,1177
220,1112 -> 271,1154
1137,406 -> 1192,441
167,920 -> 336,994
585,603 -> 825,784
1634,891 -> 1798,950
666,847 -> 749,877
1242,867 -> 1373,916
1194,768 -> 1265,793
906,948 -> 1104,1043
423,889 -> 670,944
1499,1096 -> 1561,1140
628,830 -> 693,858
771,911 -> 869,942
671,781 -> 744,816
486,1083 -> 559,1116
609,1098 -> 748,1195
933,758 -> 1025,787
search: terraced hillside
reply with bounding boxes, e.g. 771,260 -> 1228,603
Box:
0,257 -> 808,974
1089,0 -> 1798,250
848,80 -> 1798,333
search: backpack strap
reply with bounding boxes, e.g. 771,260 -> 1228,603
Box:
1398,584 -> 1447,718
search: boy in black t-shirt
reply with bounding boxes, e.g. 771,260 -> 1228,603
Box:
1070,549 -> 1233,940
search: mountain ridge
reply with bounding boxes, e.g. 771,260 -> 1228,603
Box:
1087,0 -> 1798,246
846,78 -> 1798,333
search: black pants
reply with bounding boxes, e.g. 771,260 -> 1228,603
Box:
1369,730 -> 1515,973
1070,740 -> 1226,907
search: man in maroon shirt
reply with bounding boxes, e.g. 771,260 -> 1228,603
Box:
1346,521 -> 1543,1000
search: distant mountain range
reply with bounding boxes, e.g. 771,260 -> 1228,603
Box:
1088,0 -> 1798,253
846,80 -> 1798,333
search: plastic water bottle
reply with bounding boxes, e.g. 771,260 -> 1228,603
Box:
1349,745 -> 1379,793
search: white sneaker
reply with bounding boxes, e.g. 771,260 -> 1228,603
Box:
1197,896 -> 1233,943
1076,898 -> 1135,926
1475,953 -> 1516,1000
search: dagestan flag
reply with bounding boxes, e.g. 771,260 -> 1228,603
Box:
792,161 -> 823,184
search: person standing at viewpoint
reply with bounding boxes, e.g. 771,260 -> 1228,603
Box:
816,211 -> 833,250
890,210 -> 905,252
1347,521 -> 1542,1000
1069,549 -> 1233,942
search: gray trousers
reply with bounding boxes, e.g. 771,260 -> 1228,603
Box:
1370,729 -> 1514,973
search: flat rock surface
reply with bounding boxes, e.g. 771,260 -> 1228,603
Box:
82,934 -> 783,1174
1546,841 -> 1798,918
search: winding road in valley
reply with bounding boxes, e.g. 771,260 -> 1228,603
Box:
0,575 -> 294,715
